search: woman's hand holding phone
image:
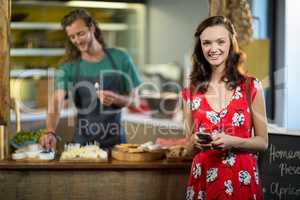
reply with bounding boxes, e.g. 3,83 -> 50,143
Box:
197,132 -> 213,142
194,132 -> 214,150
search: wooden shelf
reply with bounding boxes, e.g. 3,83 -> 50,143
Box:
11,22 -> 128,31
10,48 -> 65,56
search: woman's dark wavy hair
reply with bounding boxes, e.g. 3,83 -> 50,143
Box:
60,9 -> 106,62
190,16 -> 247,93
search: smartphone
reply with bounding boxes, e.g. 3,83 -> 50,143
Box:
196,132 -> 213,142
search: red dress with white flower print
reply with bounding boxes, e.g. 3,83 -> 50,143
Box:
182,78 -> 263,200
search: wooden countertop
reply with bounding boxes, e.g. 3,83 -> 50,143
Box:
0,159 -> 192,170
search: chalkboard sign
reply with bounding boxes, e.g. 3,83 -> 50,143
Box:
260,133 -> 300,200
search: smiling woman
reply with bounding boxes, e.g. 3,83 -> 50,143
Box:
183,16 -> 268,200
199,25 -> 231,70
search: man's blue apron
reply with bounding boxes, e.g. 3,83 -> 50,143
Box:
71,49 -> 126,148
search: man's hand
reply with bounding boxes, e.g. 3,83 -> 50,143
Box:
97,90 -> 118,106
39,132 -> 57,150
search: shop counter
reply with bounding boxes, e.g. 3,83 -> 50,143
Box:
0,159 -> 191,200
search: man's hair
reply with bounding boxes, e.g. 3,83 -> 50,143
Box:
60,9 -> 106,62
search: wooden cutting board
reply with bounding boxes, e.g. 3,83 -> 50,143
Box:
12,158 -> 54,162
111,148 -> 165,162
59,157 -> 108,163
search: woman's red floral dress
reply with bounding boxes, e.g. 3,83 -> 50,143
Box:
182,78 -> 263,200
